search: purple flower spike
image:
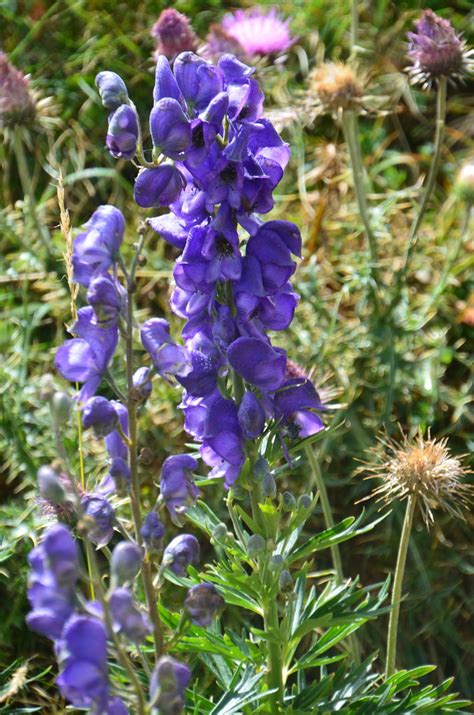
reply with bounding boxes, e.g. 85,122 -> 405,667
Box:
82,396 -> 119,438
72,205 -> 125,287
227,337 -> 287,392
81,494 -> 115,546
238,391 -> 266,439
134,166 -> 185,208
55,307 -> 118,404
150,656 -> 191,715
184,582 -> 225,627
96,71 -> 129,110
160,454 -> 199,524
141,318 -> 190,379
109,587 -> 151,642
141,511 -> 166,551
106,104 -> 139,160
150,98 -> 191,159
163,534 -> 200,575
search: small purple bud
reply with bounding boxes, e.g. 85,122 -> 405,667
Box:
150,655 -> 191,715
163,534 -> 199,575
37,465 -> 66,503
141,511 -> 166,551
111,541 -> 142,584
184,582 -> 225,627
237,391 -> 265,439
134,166 -> 185,208
106,104 -> 139,160
96,71 -> 129,110
109,587 -> 151,642
83,396 -> 119,438
132,366 -> 153,404
150,98 -> 191,159
81,494 -> 114,547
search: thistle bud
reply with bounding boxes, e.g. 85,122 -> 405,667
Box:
50,391 -> 72,423
111,541 -> 142,584
247,534 -> 266,557
37,465 -> 66,503
184,582 -> 225,627
95,71 -> 129,110
150,9 -> 198,60
0,53 -> 36,128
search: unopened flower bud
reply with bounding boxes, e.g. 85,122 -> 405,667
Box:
455,161 -> 474,204
279,569 -> 293,592
163,534 -> 200,575
106,104 -> 139,160
262,471 -> 276,499
184,582 -> 225,627
211,523 -> 228,542
141,511 -> 165,552
282,491 -> 296,512
132,367 -> 153,405
150,655 -> 191,715
247,534 -> 266,557
95,71 -> 129,110
111,541 -> 142,584
269,554 -> 284,572
50,391 -> 72,423
297,494 -> 312,512
237,391 -> 266,439
37,465 -> 66,503
254,455 -> 270,482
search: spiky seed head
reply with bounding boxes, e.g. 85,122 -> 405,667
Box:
407,10 -> 474,88
0,52 -> 36,128
362,429 -> 472,527
309,62 -> 363,113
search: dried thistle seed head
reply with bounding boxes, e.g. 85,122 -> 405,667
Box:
363,430 -> 473,527
407,9 -> 474,88
0,52 -> 36,129
309,62 -> 363,113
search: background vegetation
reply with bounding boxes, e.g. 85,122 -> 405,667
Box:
1,0 -> 473,710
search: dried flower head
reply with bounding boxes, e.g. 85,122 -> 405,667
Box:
308,62 -> 363,116
0,52 -> 36,129
151,9 -> 198,60
363,429 -> 472,527
407,10 -> 474,88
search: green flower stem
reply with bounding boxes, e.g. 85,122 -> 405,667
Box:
12,129 -> 52,256
125,229 -> 163,661
341,110 -> 381,306
351,0 -> 359,55
263,592 -> 284,713
385,494 -> 417,678
393,76 -> 448,303
305,444 -> 360,664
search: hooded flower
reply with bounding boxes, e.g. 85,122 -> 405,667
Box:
274,379 -> 325,439
227,337 -> 287,392
150,656 -> 191,715
82,396 -> 119,438
163,534 -> 200,575
72,205 -> 125,287
109,588 -> 151,642
106,104 -> 139,159
160,454 -> 199,524
81,494 -> 115,546
141,511 -> 166,551
184,582 -> 225,626
55,307 -> 118,404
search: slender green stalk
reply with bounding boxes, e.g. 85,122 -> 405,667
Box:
124,230 -> 163,660
12,129 -> 52,256
351,0 -> 359,54
394,77 -> 448,302
305,444 -> 361,665
385,494 -> 417,678
341,110 -> 381,304
264,593 -> 284,713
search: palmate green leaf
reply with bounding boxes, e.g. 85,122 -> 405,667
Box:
286,511 -> 387,564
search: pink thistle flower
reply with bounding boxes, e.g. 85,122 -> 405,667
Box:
151,8 -> 198,60
221,7 -> 293,57
0,52 -> 36,128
